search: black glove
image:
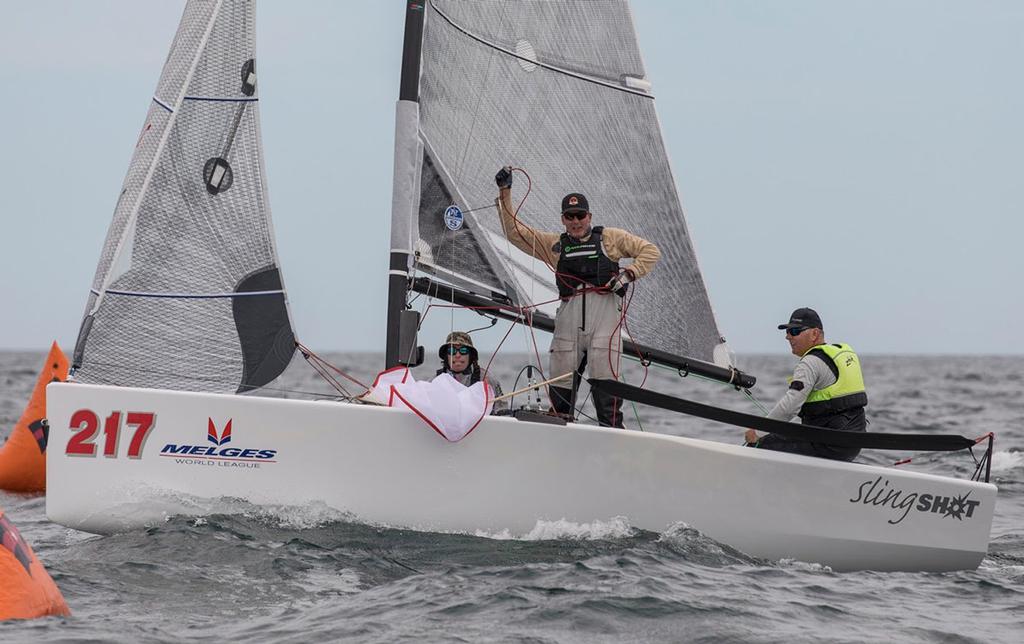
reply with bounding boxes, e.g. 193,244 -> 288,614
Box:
495,166 -> 513,189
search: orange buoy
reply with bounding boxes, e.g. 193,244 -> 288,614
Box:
0,507 -> 70,620
0,342 -> 69,492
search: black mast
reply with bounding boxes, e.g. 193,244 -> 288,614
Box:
385,1 -> 426,368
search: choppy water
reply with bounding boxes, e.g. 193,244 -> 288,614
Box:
2,350 -> 1022,642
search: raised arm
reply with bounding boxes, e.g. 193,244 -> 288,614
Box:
494,168 -> 559,266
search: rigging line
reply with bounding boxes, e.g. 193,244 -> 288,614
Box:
459,203 -> 503,215
574,387 -> 598,424
299,358 -> 353,399
482,316 -> 518,381
464,315 -> 499,335
502,168 -> 558,275
299,349 -> 355,398
742,389 -> 771,415
496,167 -> 547,379
429,0 -> 655,100
508,362 -> 546,411
507,168 -> 549,381
619,289 -> 649,389
295,342 -> 370,392
448,0 -> 510,181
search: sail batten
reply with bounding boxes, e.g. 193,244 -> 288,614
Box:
73,0 -> 295,394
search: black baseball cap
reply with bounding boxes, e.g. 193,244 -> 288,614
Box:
561,193 -> 589,214
778,307 -> 823,331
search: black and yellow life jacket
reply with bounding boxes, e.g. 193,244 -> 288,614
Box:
799,343 -> 868,418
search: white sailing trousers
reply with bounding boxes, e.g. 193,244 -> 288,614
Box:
549,290 -> 622,381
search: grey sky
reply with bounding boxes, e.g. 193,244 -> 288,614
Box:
0,1 -> 1020,357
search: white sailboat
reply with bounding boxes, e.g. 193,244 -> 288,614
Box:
46,0 -> 996,572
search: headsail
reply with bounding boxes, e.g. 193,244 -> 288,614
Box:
72,0 -> 295,394
390,0 -> 734,373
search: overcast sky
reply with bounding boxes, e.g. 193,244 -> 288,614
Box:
0,1 -> 1020,357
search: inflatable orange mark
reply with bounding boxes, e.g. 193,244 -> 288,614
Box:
0,342 -> 70,492
0,508 -> 70,620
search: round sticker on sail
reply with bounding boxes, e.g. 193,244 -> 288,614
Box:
443,205 -> 464,231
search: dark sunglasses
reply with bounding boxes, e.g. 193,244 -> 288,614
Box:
446,345 -> 472,355
562,211 -> 589,221
785,327 -> 809,337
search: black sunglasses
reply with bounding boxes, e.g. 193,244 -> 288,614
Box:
785,327 -> 809,337
562,211 -> 589,221
446,345 -> 472,355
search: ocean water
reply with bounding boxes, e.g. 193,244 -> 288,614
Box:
1,350 -> 1022,643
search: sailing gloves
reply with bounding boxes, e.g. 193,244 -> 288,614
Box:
606,269 -> 634,296
495,166 -> 513,189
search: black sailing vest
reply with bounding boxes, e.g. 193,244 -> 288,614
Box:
553,227 -> 623,299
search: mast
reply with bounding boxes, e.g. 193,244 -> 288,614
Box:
385,1 -> 426,368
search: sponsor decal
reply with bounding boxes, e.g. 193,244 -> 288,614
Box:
849,476 -> 981,525
443,205 -> 464,231
160,418 -> 277,469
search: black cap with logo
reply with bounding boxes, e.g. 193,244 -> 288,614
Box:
778,307 -> 823,331
561,193 -> 589,214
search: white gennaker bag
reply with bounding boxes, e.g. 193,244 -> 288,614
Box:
368,367 -> 493,441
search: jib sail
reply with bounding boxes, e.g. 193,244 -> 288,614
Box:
72,0 -> 295,393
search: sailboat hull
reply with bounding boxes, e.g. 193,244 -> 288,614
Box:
45,382 -> 995,572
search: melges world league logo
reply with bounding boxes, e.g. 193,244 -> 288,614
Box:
160,418 -> 277,466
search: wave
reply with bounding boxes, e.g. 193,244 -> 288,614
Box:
473,516 -> 637,541
990,449 -> 1022,474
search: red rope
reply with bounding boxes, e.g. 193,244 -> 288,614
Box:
419,166 -> 663,425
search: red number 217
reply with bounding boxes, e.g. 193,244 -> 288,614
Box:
66,410 -> 156,459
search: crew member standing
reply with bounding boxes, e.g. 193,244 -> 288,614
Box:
494,167 -> 660,427
744,307 -> 868,461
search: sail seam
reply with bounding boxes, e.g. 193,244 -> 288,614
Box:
90,288 -> 284,299
429,0 -> 654,99
183,96 -> 259,103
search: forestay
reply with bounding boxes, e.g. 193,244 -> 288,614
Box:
71,0 -> 295,394
397,0 -> 731,366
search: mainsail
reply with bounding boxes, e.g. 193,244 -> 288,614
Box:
72,0 -> 295,393
390,0 -> 738,377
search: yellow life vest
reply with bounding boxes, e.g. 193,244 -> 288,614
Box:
799,343 -> 867,418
